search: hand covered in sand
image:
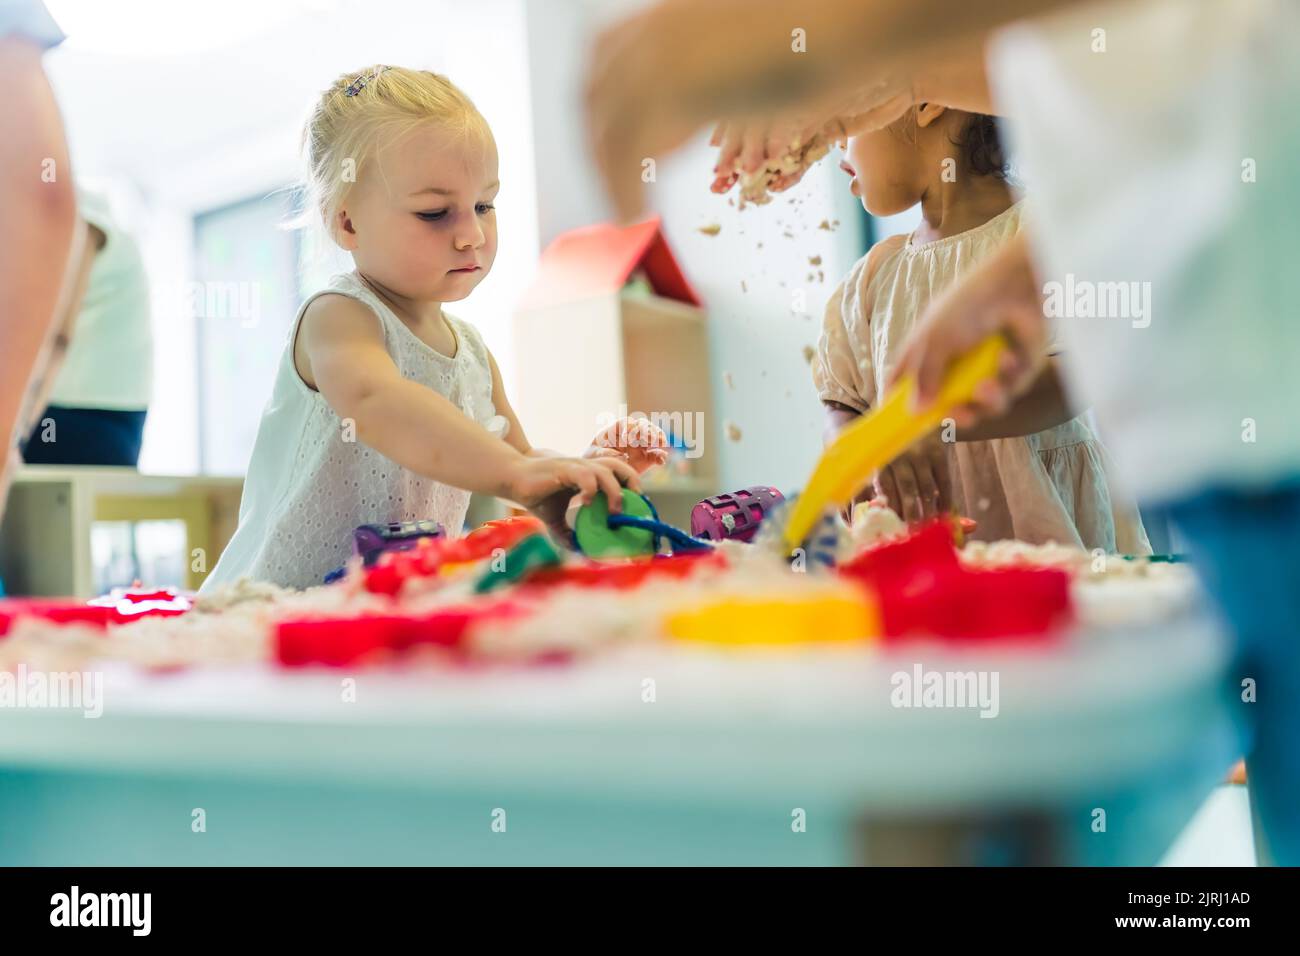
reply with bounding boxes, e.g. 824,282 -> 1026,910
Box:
709,121 -> 831,207
585,0 -> 922,221
709,75 -> 917,204
584,417 -> 670,473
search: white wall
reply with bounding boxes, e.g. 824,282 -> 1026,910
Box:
650,138 -> 867,492
523,0 -> 612,246
523,0 -> 870,494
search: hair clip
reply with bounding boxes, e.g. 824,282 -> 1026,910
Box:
344,66 -> 388,97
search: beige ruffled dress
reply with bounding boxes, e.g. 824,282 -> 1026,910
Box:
813,202 -> 1149,554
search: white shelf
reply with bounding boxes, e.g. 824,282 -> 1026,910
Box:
0,467 -> 243,596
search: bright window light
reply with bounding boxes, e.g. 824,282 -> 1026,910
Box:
45,0 -> 349,56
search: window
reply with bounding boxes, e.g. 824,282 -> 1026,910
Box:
192,193 -> 303,475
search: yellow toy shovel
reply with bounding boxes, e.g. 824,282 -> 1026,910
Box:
780,333 -> 1007,553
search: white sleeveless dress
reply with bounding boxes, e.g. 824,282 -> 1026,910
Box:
203,272 -> 505,591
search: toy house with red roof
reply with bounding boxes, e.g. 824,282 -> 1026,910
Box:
513,217 -> 717,526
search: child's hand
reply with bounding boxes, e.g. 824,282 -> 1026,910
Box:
889,231 -> 1049,427
708,77 -> 916,195
507,455 -> 641,545
585,2 -> 920,221
818,72 -> 918,142
584,417 -> 669,473
872,431 -> 953,525
709,117 -> 823,194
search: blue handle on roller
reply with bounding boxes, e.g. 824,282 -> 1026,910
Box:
606,515 -> 715,552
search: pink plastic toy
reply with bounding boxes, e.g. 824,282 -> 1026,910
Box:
690,486 -> 785,543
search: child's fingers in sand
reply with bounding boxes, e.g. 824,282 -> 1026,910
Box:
715,122 -> 745,176
765,121 -> 812,162
738,126 -> 769,174
711,171 -> 739,193
874,470 -> 902,518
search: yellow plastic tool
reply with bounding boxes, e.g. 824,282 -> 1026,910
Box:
665,586 -> 878,646
781,333 -> 1007,553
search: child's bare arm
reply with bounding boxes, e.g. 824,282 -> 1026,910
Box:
823,401 -> 879,520
296,295 -> 638,510
952,359 -> 1078,441
299,296 -> 523,496
19,220 -> 102,436
0,39 -> 77,470
483,348 -> 534,456
588,0 -> 1093,220
822,400 -> 860,446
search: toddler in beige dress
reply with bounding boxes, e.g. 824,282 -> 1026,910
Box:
814,106 -> 1147,553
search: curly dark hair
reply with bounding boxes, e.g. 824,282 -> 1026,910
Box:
953,114 -> 1009,180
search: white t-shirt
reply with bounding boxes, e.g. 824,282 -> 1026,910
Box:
0,0 -> 63,48
50,190 -> 154,410
203,272 -> 507,591
989,0 -> 1300,504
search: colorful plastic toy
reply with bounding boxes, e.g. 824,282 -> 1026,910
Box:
664,585 -> 877,646
1,586 -> 193,637
363,516 -> 545,594
89,585 -> 192,618
799,506 -> 848,569
837,519 -> 1072,642
690,486 -> 785,543
894,566 -> 1072,642
839,519 -> 960,583
521,550 -> 726,592
755,495 -> 848,570
473,533 -> 562,594
0,600 -> 117,637
353,520 -> 445,567
573,488 -> 657,557
781,333 -> 1007,553
276,599 -> 531,667
950,515 -> 979,545
573,489 -> 712,558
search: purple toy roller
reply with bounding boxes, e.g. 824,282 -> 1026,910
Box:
690,486 -> 785,543
352,520 -> 445,567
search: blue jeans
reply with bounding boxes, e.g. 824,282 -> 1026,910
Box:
1169,481 -> 1300,865
21,405 -> 146,467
